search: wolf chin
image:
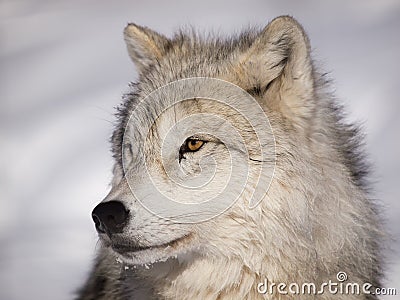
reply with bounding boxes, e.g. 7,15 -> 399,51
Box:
77,16 -> 383,299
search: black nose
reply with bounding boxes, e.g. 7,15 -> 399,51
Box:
92,201 -> 129,235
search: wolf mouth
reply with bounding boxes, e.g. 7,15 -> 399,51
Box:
111,234 -> 192,255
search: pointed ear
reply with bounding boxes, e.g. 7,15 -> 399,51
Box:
123,24 -> 170,73
234,16 -> 314,125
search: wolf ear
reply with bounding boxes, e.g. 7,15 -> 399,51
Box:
124,24 -> 170,72
235,16 -> 314,124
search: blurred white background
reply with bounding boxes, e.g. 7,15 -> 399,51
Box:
1,0 -> 399,299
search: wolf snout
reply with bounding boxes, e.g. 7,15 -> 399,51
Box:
91,201 -> 129,235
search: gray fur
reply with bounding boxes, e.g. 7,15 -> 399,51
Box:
77,16 -> 384,299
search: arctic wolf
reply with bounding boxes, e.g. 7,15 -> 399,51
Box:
77,16 -> 383,299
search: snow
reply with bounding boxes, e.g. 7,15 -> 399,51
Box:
1,1 -> 399,299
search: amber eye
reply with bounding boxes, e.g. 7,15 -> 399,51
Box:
186,139 -> 204,152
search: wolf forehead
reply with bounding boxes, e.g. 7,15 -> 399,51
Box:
110,17 -> 367,190
125,26 -> 260,82
110,27 -> 266,165
110,18 -> 305,165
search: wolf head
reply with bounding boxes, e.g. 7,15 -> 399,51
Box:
91,16 -> 374,276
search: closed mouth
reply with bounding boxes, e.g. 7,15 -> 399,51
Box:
111,234 -> 192,254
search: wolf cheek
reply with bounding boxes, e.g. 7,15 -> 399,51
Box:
120,77 -> 276,223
